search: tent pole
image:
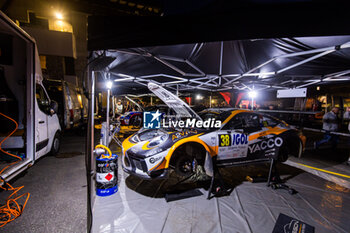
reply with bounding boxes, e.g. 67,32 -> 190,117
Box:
219,41 -> 223,76
105,73 -> 110,146
210,94 -> 212,108
85,68 -> 95,233
276,50 -> 335,74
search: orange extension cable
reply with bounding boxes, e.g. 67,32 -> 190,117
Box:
0,112 -> 30,228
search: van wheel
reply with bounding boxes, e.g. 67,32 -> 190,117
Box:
50,132 -> 61,156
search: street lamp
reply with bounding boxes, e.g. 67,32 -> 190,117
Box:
55,12 -> 63,20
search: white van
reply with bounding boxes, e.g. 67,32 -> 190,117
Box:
44,79 -> 86,130
0,11 -> 61,184
34,78 -> 61,157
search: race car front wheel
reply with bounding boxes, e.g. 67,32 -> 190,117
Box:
174,155 -> 197,177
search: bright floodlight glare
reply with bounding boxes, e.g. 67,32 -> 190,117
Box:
248,90 -> 257,98
106,80 -> 113,89
55,12 -> 63,20
196,94 -> 202,100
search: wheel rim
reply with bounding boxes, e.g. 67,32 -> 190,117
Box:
53,137 -> 60,151
178,157 -> 194,175
181,161 -> 192,173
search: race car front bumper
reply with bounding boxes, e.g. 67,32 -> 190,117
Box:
122,149 -> 170,180
122,166 -> 169,180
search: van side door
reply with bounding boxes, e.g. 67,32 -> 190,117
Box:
35,84 -> 50,158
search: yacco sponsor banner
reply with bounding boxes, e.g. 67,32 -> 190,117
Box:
248,137 -> 283,154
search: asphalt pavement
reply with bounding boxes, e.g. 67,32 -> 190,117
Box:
0,131 -> 87,233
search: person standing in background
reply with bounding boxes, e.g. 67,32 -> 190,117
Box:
343,107 -> 350,165
344,107 -> 350,121
314,107 -> 340,149
124,101 -> 131,113
115,99 -> 123,117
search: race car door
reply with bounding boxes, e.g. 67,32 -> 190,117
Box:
216,112 -> 265,165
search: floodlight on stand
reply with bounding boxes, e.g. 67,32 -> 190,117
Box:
248,90 -> 257,110
248,90 -> 257,98
106,80 -> 113,89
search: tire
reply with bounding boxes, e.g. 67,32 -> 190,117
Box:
174,155 -> 196,177
171,143 -> 206,177
50,131 -> 61,156
277,143 -> 289,162
277,138 -> 302,162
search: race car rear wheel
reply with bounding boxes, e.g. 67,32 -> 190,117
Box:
277,138 -> 302,162
277,144 -> 289,162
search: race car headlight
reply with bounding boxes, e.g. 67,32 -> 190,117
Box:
147,134 -> 168,148
129,134 -> 140,143
145,148 -> 166,157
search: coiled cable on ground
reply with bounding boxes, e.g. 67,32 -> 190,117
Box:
0,112 -> 30,228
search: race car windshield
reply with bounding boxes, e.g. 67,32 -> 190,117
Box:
138,129 -> 167,141
216,111 -> 233,123
199,112 -> 220,121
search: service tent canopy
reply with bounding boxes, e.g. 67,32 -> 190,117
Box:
87,1 -> 350,95
89,36 -> 350,94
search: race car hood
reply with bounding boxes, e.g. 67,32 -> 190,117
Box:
148,82 -> 201,120
122,128 -> 203,158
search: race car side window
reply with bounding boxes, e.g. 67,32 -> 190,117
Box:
222,113 -> 245,129
244,113 -> 260,128
223,113 -> 261,132
242,113 -> 262,133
